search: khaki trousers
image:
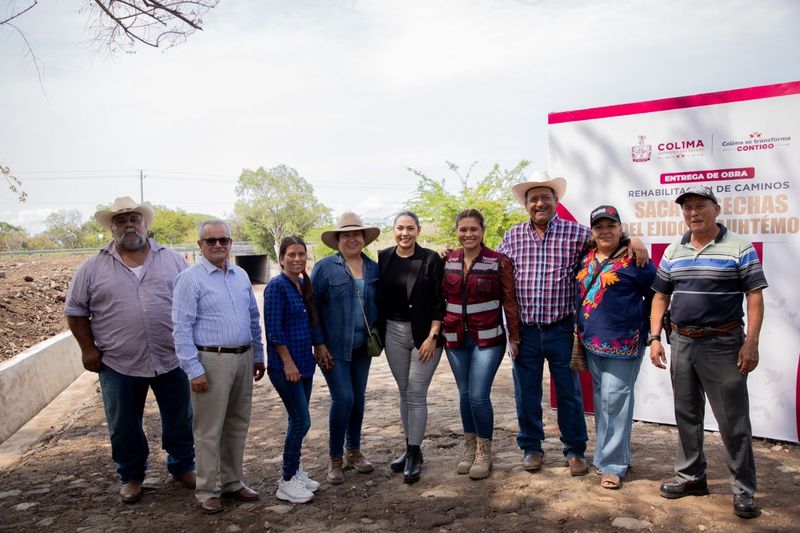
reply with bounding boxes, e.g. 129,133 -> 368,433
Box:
192,349 -> 254,503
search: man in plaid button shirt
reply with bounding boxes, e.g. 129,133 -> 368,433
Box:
498,170 -> 647,476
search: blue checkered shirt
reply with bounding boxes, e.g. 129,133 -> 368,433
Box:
263,273 -> 317,378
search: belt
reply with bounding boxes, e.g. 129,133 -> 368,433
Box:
526,315 -> 574,330
671,321 -> 741,339
195,344 -> 252,354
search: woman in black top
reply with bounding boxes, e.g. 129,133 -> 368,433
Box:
378,211 -> 444,484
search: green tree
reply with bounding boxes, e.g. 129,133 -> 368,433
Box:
41,210 -> 86,249
235,165 -> 332,260
149,205 -> 196,244
405,161 -> 531,249
0,221 -> 29,251
79,217 -> 109,248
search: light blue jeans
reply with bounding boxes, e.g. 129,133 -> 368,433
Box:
585,345 -> 644,477
445,334 -> 505,440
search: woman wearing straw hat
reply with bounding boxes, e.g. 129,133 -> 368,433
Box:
378,211 -> 445,484
311,212 -> 381,485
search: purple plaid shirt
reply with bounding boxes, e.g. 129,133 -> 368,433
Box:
497,214 -> 589,325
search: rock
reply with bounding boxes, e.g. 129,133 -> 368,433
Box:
771,444 -> 783,452
421,489 -> 459,498
414,512 -> 453,529
25,488 -> 51,496
226,525 -> 242,532
365,480 -> 375,487
13,502 -> 39,511
68,479 -> 90,489
698,526 -> 707,531
36,518 -> 56,527
611,517 -> 653,530
0,490 -> 22,499
23,275 -> 34,282
360,518 -> 374,524
263,521 -> 272,530
777,465 -> 796,473
142,476 -> 161,487
264,504 -> 294,514
0,271 -> 5,278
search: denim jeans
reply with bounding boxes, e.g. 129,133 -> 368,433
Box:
268,368 -> 313,481
513,317 -> 588,457
384,320 -> 442,446
585,347 -> 644,476
98,365 -> 195,482
321,344 -> 372,457
445,335 -> 505,440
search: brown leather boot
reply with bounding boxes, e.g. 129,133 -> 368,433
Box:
345,448 -> 374,473
456,433 -> 477,474
469,437 -> 492,479
327,456 -> 344,484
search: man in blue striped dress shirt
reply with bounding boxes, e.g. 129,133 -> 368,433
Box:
172,220 -> 266,514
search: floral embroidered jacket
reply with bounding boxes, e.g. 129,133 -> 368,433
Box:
575,250 -> 656,358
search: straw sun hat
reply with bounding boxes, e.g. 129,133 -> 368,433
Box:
320,212 -> 381,250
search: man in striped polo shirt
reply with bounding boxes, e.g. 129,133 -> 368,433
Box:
649,185 -> 767,519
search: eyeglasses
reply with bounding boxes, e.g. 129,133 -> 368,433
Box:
202,237 -> 231,246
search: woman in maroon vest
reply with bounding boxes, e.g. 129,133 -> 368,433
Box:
442,209 -> 521,479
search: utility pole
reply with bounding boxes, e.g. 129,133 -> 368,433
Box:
139,170 -> 144,203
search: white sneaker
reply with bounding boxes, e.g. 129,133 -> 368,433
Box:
276,476 -> 314,503
296,467 -> 320,492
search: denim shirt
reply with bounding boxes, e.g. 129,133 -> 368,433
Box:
311,252 -> 379,362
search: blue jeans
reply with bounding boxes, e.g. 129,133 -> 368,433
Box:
98,365 -> 195,482
585,347 -> 644,476
445,335 -> 505,440
513,318 -> 588,457
268,368 -> 313,481
321,344 -> 372,457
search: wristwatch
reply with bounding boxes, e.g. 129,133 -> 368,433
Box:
430,333 -> 440,340
646,333 -> 661,345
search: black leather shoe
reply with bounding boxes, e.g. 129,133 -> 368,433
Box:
659,477 -> 709,499
403,445 -> 422,484
390,441 -> 409,473
733,494 -> 759,518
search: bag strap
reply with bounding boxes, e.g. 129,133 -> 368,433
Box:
342,258 -> 371,332
354,286 -> 371,332
585,244 -> 626,292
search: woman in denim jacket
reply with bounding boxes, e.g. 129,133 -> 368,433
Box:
311,212 -> 381,485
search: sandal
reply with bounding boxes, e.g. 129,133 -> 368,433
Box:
600,472 -> 621,489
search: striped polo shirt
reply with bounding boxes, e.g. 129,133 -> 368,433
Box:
652,224 -> 768,327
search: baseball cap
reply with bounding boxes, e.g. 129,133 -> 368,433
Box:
675,185 -> 718,205
590,205 -> 622,227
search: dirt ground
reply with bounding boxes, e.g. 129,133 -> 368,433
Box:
0,254 -> 87,363
0,255 -> 799,532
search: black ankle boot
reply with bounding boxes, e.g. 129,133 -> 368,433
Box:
390,440 -> 409,473
403,445 -> 423,484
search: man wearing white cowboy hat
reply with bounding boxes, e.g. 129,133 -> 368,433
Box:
498,170 -> 648,477
65,196 -> 196,504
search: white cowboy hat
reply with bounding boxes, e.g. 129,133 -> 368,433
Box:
321,212 -> 381,250
511,170 -> 567,206
94,196 -> 155,230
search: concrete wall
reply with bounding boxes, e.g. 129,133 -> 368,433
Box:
0,332 -> 83,443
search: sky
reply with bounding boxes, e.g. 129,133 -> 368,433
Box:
2,0 -> 799,233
